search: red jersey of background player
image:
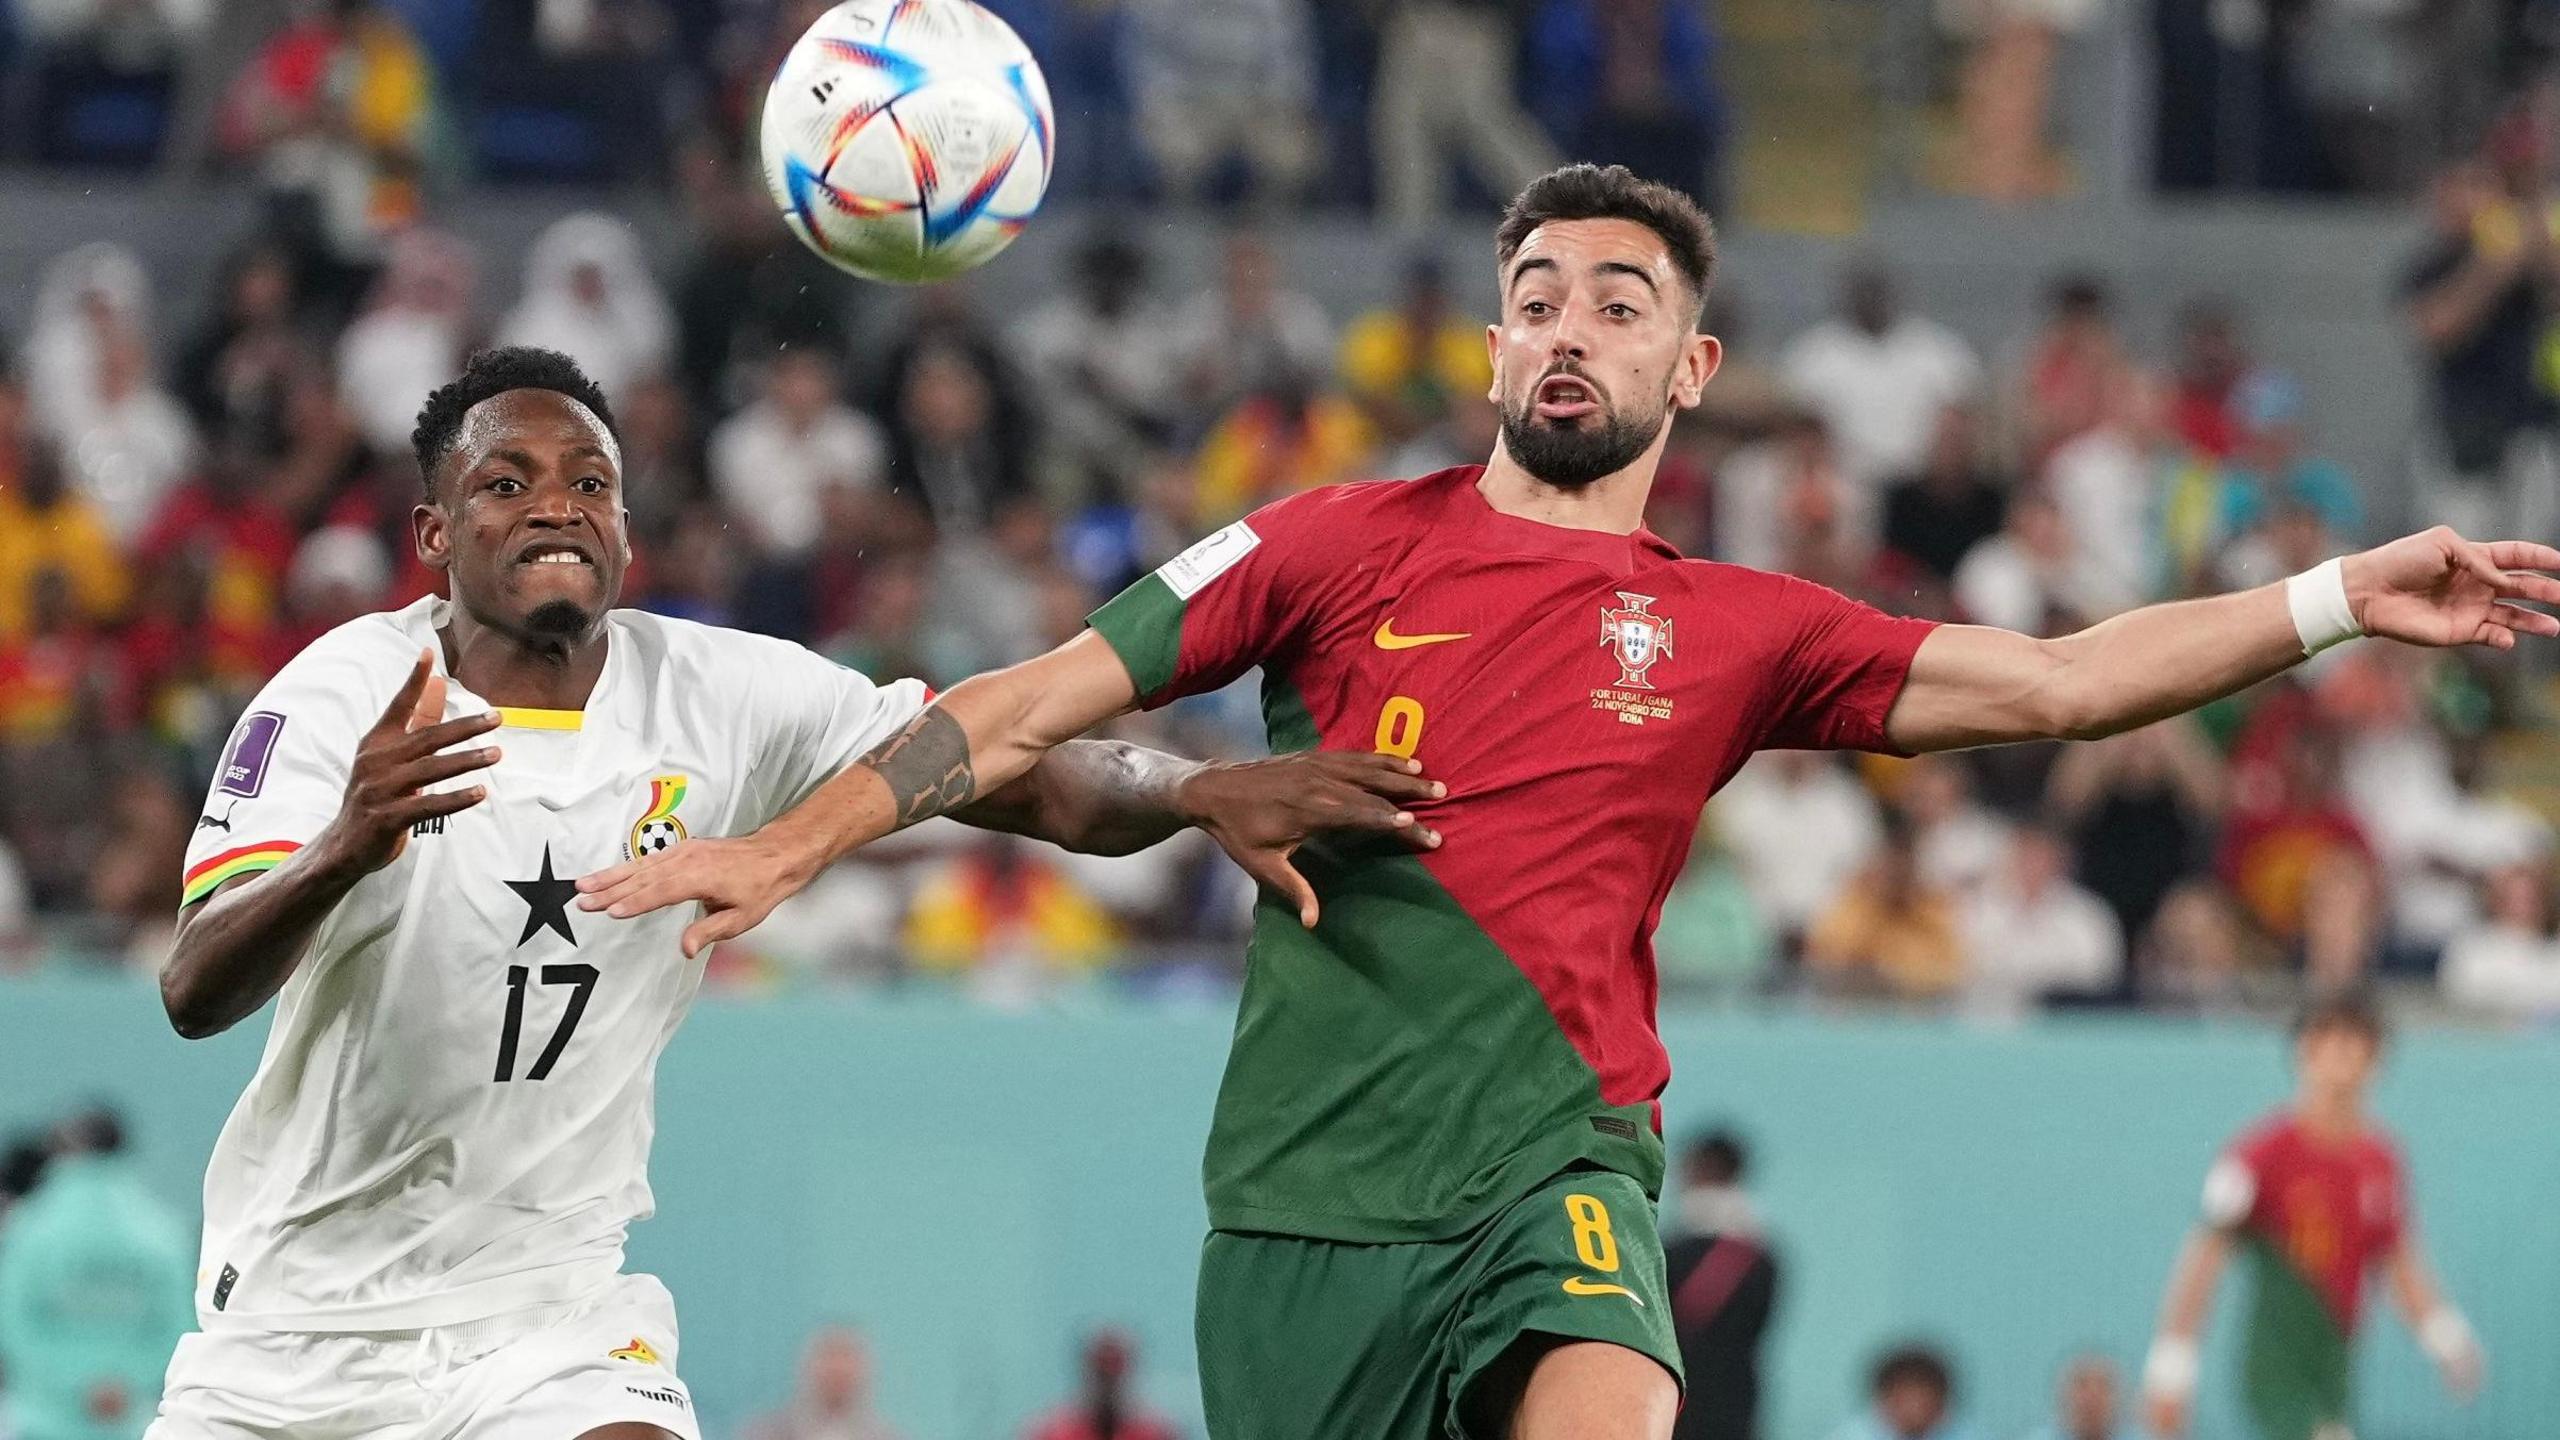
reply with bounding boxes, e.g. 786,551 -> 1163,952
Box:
1089,464 -> 1936,1238
2206,1111 -> 2407,1334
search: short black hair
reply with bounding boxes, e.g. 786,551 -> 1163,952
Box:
411,346 -> 617,496
1873,1343 -> 1954,1399
62,1105 -> 124,1155
2050,272 -> 2110,316
2294,986 -> 2388,1048
1684,1129 -> 1748,1184
1495,164 -> 1718,322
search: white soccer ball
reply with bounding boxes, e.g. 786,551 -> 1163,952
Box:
760,0 -> 1054,284
632,819 -> 683,856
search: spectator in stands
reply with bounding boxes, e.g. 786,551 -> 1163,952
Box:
1881,402 -> 2009,592
1781,261 -> 1984,501
218,0 -> 442,317
1168,231 -> 1335,428
906,831 -> 1122,999
1369,0 -> 1561,233
673,167 -> 850,417
1023,1328 -> 1179,1440
1337,256 -> 1492,462
710,348 -> 886,559
0,823 -> 35,970
744,1325 -> 902,1440
0,1107 -> 193,1440
1190,368 -> 1376,523
2046,719 -> 2223,962
2193,371 -> 2359,590
886,342 -> 1037,538
2440,860 -> 2560,1019
1945,0 -> 2097,203
2164,297 -> 2252,460
1655,831 -> 1776,996
2045,371 -> 2168,615
1807,815 -> 1963,1001
15,0 -> 209,165
2219,724 -> 2383,989
1712,410 -> 1853,575
1013,230 -> 1181,504
1527,0 -> 1726,207
1960,825 -> 2124,1016
497,213 -> 676,406
337,229 -> 477,461
2018,275 -> 2135,467
0,438 -> 129,646
1713,750 -> 1882,954
1896,754 -> 2014,902
1665,1131 -> 1779,1440
1122,0 -> 1317,205
2016,1355 -> 2125,1440
468,0 -> 676,181
134,443 -> 299,660
84,769 -> 189,967
1953,486 -> 2104,636
1829,1344 -> 1978,1440
22,243 -> 195,541
174,243 -> 305,449
2400,120 -> 2560,547
276,524 -> 391,656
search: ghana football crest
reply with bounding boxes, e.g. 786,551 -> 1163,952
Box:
625,776 -> 690,860
1591,592 -> 1675,726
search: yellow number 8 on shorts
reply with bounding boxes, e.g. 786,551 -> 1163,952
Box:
1565,1192 -> 1620,1272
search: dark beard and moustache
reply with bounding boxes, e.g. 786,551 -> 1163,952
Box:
522,598 -> 596,637
1498,385 -> 1667,490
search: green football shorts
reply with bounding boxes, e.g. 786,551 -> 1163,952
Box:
1195,1167 -> 1682,1440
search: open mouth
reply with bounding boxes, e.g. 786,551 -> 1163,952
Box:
517,541 -> 595,571
1534,374 -> 1601,421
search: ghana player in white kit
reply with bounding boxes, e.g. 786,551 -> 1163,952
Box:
148,348 -> 1445,1440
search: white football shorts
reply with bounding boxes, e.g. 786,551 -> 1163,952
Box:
144,1274 -> 700,1440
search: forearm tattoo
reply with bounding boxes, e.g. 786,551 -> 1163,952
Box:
859,707 -> 978,829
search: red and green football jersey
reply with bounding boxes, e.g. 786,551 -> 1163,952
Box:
1090,468 -> 1936,1241
2203,1112 -> 2410,1438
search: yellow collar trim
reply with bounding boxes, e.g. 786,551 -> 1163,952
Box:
494,707 -> 584,731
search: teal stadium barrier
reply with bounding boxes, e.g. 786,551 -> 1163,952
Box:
4,975 -> 2553,1439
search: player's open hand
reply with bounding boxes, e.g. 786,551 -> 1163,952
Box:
575,832 -> 811,959
319,649 -> 500,876
2347,530 -> 2560,651
1178,751 -> 1445,929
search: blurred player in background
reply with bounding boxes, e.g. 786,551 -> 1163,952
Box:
144,347 -> 1437,1440
1664,1132 -> 1777,1440
0,1108 -> 193,1440
2142,990 -> 2483,1440
586,164 -> 2560,1440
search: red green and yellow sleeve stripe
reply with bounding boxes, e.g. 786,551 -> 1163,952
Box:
182,841 -> 302,906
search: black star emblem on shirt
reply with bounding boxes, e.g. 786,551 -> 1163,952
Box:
506,844 -> 580,948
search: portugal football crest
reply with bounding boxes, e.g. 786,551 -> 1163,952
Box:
626,776 -> 690,860
1599,592 -> 1674,690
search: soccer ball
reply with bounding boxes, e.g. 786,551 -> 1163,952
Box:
760,0 -> 1054,284
630,818 -> 684,858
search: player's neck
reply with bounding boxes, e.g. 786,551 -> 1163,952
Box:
2295,1089 -> 2366,1141
1477,444 -> 1657,535
439,613 -> 609,711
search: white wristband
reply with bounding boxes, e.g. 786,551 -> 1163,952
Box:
2285,557 -> 2362,657
2144,1335 -> 2200,1401
2421,1306 -> 2476,1366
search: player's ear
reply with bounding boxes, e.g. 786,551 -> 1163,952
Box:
414,497 -> 451,573
1671,332 -> 1722,412
1484,322 -> 1502,404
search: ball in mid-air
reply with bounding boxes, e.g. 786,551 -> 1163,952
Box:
760,0 -> 1053,284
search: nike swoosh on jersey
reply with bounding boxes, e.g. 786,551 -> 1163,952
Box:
1561,1276 -> 1646,1305
1374,620 -> 1473,650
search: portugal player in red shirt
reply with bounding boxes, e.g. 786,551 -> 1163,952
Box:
2143,991 -> 2481,1440
585,165 -> 2560,1440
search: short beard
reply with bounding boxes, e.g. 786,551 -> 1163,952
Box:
521,598 -> 596,639
1498,397 -> 1665,491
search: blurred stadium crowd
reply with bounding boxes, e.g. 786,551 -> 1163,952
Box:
1,0 -> 2559,1026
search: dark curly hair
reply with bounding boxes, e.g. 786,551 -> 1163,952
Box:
410,347 -> 617,497
1495,164 -> 1718,324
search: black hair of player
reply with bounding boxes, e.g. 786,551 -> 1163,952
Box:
1871,1343 -> 1955,1399
410,347 -> 618,499
63,1104 -> 126,1155
0,1131 -> 50,1201
2292,986 -> 2389,1049
1495,164 -> 1718,325
1684,1129 -> 1749,1185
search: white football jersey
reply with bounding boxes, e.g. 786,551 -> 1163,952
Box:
178,595 -> 927,1332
